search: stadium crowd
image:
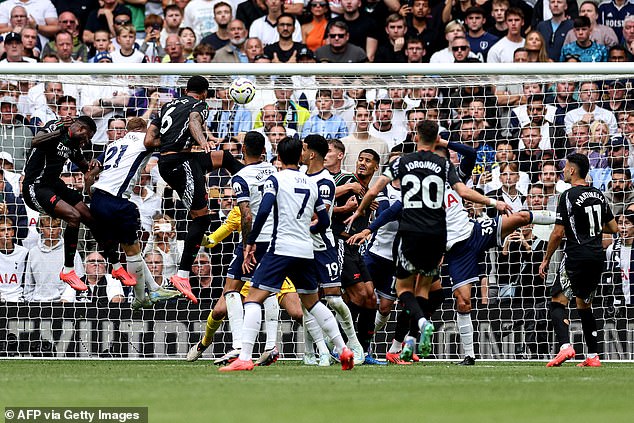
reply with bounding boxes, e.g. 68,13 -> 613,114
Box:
0,0 -> 633,362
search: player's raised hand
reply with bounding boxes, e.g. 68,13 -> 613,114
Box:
242,243 -> 257,274
347,228 -> 371,245
538,258 -> 549,279
343,209 -> 360,227
495,200 -> 514,214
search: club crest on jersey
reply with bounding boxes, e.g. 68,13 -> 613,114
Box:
480,41 -> 489,50
319,184 -> 331,197
232,182 -> 243,195
56,143 -> 71,158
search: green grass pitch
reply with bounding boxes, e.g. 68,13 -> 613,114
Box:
1,360 -> 632,423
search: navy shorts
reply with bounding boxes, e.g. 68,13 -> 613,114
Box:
251,253 -> 319,294
23,179 -> 83,216
315,247 -> 341,288
445,217 -> 502,291
158,152 -> 213,211
90,189 -> 141,245
227,242 -> 269,281
364,251 -> 396,301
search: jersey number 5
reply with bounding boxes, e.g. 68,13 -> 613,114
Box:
402,174 -> 444,209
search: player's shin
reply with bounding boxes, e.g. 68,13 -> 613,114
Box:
578,307 -> 600,355
263,295 -> 279,350
225,291 -> 244,349
550,302 -> 571,348
302,305 -> 330,356
127,253 -> 146,299
202,312 -> 224,347
457,311 -> 475,358
178,214 -> 212,276
308,301 -> 346,352
63,225 -> 80,270
326,295 -> 359,343
238,302 -> 262,361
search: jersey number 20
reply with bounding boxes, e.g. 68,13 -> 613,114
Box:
402,174 -> 443,209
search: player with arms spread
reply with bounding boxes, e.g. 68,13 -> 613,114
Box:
144,75 -> 244,304
539,153 -> 618,367
21,115 -> 133,292
347,120 -> 512,356
219,137 -> 354,372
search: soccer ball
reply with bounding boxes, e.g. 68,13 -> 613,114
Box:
228,77 -> 256,104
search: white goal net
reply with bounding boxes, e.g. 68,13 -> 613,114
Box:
0,63 -> 633,360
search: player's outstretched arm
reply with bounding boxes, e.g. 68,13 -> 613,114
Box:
539,224 -> 565,278
238,201 -> 253,248
143,123 -> 161,150
344,175 -> 391,227
453,182 -> 513,214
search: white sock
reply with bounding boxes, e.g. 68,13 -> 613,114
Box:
142,260 -> 161,291
374,310 -> 390,332
560,343 -> 571,350
530,210 -> 556,225
126,253 -> 146,300
303,321 -> 315,355
587,353 -> 597,359
303,305 -> 329,356
177,270 -> 189,279
457,312 -> 475,358
417,317 -> 428,332
63,266 -> 74,274
309,302 -> 345,352
238,302 -> 261,361
326,296 -> 359,344
263,295 -> 279,350
112,262 -> 122,271
225,291 -> 244,350
388,339 -> 402,354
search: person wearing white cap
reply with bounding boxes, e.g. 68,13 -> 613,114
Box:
0,95 -> 32,172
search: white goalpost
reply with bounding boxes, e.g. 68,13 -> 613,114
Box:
0,63 -> 632,360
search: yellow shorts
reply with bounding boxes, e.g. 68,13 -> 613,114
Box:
240,278 -> 296,301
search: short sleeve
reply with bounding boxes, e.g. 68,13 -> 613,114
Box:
555,192 -> 567,226
316,179 -> 336,206
602,192 -> 615,223
231,175 -> 250,203
263,175 -> 279,196
447,162 -> 461,186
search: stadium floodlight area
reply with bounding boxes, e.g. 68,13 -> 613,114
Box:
0,63 -> 633,360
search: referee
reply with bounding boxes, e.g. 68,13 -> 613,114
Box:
539,153 -> 618,367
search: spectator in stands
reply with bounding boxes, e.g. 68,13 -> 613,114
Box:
536,0 -> 574,62
605,168 -> 634,216
30,81 -> 62,127
403,37 -> 425,63
163,33 -> 192,63
368,98 -> 406,150
315,20 -> 367,63
208,87 -> 252,142
83,0 -> 131,45
0,166 -> 27,241
524,30 -> 550,62
0,96 -> 31,171
264,13 -> 308,62
144,214 -> 180,280
212,19 -> 249,63
600,80 -> 629,113
144,250 -> 167,288
374,13 -> 407,63
302,1 -> 329,52
301,89 -> 348,140
139,14 -> 165,63
264,77 -> 310,132
49,30 -> 75,63
621,15 -> 634,60
191,251 -> 220,301
160,4 -> 183,47
111,24 -> 146,63
88,29 -> 111,62
20,25 -> 40,59
487,8 -> 525,63
537,162 -> 561,210
0,2 -> 58,41
565,80 -> 618,135
479,139 -> 530,194
341,102 -> 389,171
564,0 -> 618,48
333,0 -> 379,62
391,108 -> 426,154
129,170 -> 161,233
403,0 -> 437,62
193,43 -> 215,63
430,20 -> 470,63
23,215 -> 82,302
105,116 -> 127,145
3,5 -> 29,35
41,11 -> 87,62
183,0 -> 219,41
550,80 -> 578,134
488,0 -> 509,38
451,34 -> 480,63
1,32 -> 35,63
608,44 -> 629,62
244,37 -> 266,62
236,0 -> 267,30
250,0 -> 301,46
511,93 -> 564,153
595,136 -> 630,191
464,6 -> 499,62
0,216 -> 27,302
253,103 -> 298,146
560,16 -> 608,62
75,251 -> 125,305
486,161 -> 526,211
200,2 -> 233,51
451,115 -> 496,171
562,121 -> 591,160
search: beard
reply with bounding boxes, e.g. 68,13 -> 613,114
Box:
230,37 -> 246,46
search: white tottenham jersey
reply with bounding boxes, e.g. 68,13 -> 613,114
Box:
445,185 -> 474,251
265,168 -> 322,259
305,168 -> 336,252
232,161 -> 277,243
91,132 -> 152,198
368,183 -> 400,260
0,245 -> 28,302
